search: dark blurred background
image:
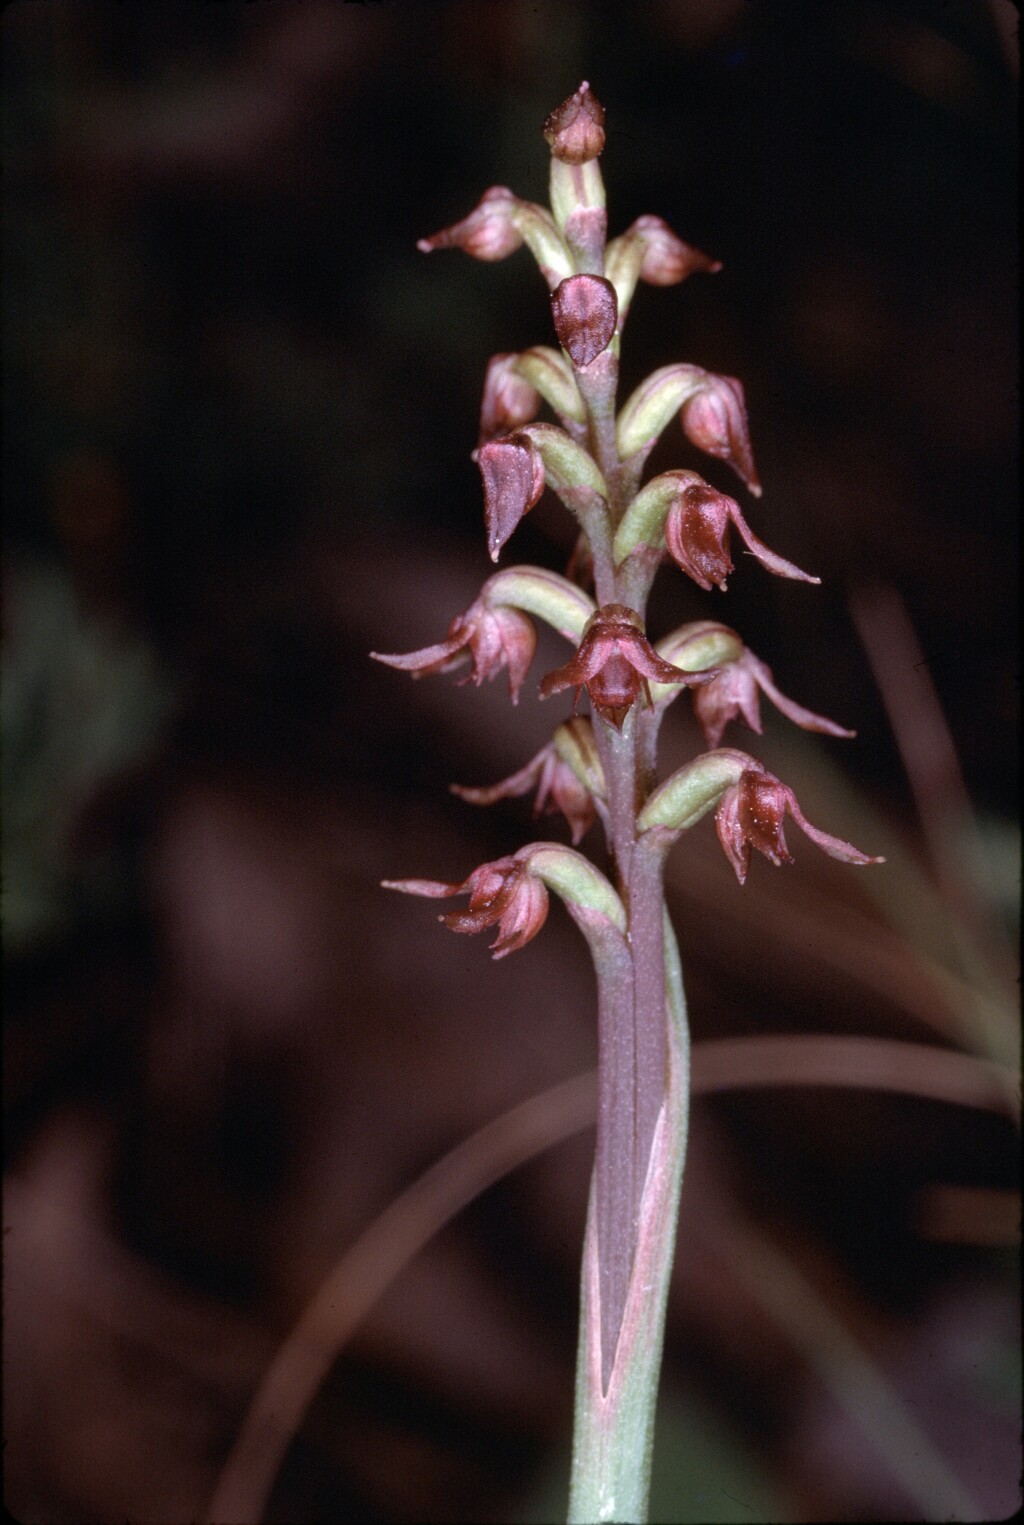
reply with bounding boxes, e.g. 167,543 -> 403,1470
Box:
2,3 -> 1019,1522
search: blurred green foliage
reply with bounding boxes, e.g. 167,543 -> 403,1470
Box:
2,562 -> 171,952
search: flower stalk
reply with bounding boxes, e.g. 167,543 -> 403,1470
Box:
376,82 -> 881,1522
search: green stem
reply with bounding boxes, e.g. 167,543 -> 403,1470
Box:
568,918 -> 691,1523
627,832 -> 669,1226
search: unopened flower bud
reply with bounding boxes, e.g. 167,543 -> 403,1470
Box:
543,82 -> 606,164
605,217 -> 721,327
680,375 -> 760,496
616,364 -> 706,460
551,274 -> 618,368
544,86 -> 607,271
418,186 -> 525,261
476,433 -> 546,561
419,187 -> 573,290
632,216 -> 721,286
616,365 -> 761,492
478,355 -> 541,444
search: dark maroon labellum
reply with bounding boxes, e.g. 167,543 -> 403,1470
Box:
551,275 -> 618,369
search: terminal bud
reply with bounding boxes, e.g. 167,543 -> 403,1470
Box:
543,81 -> 606,164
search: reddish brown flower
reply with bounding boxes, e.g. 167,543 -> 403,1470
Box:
417,186 -> 525,261
371,596 -> 536,702
384,854 -> 549,958
475,432 -> 547,560
664,479 -> 818,592
478,355 -> 541,445
691,643 -> 855,748
542,81 -> 606,164
630,215 -> 721,286
715,763 -> 883,884
551,275 -> 618,367
452,737 -> 597,844
680,374 -> 761,495
540,604 -> 701,729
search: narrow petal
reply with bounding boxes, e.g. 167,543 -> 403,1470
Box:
539,636 -> 601,698
370,635 -> 466,672
450,751 -> 546,805
728,502 -> 820,584
619,630 -> 700,686
381,877 -> 464,898
786,794 -> 885,866
747,653 -> 855,738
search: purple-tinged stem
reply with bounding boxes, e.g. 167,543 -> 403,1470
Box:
627,831 -> 668,1220
584,912 -> 638,1393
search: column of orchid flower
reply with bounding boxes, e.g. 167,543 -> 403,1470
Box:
373,84 -> 880,1524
